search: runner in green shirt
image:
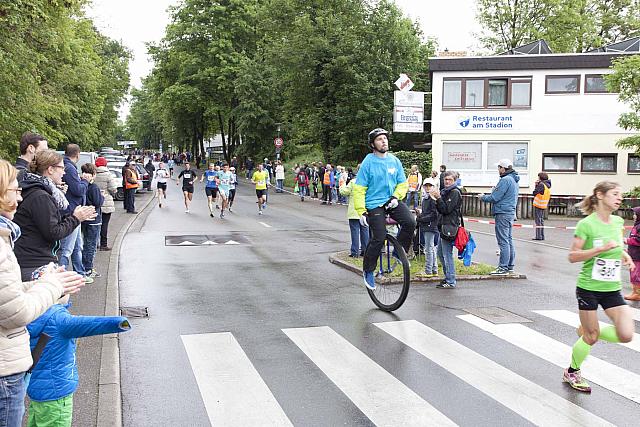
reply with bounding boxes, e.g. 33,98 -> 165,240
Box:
564,181 -> 635,393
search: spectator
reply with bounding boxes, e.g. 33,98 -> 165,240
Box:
319,163 -> 326,201
80,164 -> 103,278
322,164 -> 333,205
245,157 -> 254,179
230,156 -> 238,171
431,170 -> 439,190
310,163 -> 319,199
144,158 -> 155,191
532,172 -> 551,241
122,162 -> 138,214
15,132 -> 48,183
93,157 -> 118,251
337,166 -> 348,205
275,161 -> 285,193
26,285 -> 130,427
330,166 -> 338,204
479,159 -> 520,275
439,165 -> 446,190
432,171 -> 462,288
0,159 -> 84,427
295,167 -> 308,202
406,164 -> 422,209
340,166 -> 369,257
416,178 -> 440,277
14,151 -> 95,281
59,144 -> 91,281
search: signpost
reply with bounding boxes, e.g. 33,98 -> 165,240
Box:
274,135 -> 283,160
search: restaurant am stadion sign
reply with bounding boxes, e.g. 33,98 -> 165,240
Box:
393,73 -> 424,133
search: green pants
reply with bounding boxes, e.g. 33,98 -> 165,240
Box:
27,394 -> 73,427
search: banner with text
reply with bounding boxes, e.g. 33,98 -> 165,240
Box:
393,91 -> 425,133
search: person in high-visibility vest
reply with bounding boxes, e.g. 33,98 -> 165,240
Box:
532,172 -> 551,241
405,165 -> 422,210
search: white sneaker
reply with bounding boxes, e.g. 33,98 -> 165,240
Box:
258,210 -> 263,215
185,209 -> 189,213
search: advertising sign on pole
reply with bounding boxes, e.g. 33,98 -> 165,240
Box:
393,91 -> 424,133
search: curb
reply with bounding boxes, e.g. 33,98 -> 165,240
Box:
96,192 -> 155,427
329,252 -> 527,283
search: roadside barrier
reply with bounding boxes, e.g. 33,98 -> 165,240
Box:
464,217 -> 634,231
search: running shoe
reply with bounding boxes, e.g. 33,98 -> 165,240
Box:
210,213 -> 214,218
362,271 -> 376,290
562,369 -> 591,393
229,207 -> 232,212
88,269 -> 101,278
216,204 -> 220,209
490,267 -> 509,276
262,202 -> 267,209
436,282 -> 456,288
220,212 -> 225,218
258,210 -> 263,215
185,209 -> 190,214
84,276 -> 94,284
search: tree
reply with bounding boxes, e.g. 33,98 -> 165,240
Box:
606,54 -> 640,153
476,0 -> 640,53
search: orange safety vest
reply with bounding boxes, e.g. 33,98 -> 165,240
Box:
408,173 -> 419,191
533,183 -> 551,209
125,169 -> 138,190
323,171 -> 331,185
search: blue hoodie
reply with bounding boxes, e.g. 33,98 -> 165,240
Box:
62,156 -> 88,216
26,304 -> 130,402
481,169 -> 520,215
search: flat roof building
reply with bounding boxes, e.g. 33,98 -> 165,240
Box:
428,39 -> 640,195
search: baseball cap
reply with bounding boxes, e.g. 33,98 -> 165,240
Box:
496,158 -> 513,168
422,178 -> 436,186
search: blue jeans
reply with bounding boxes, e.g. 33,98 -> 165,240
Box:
330,187 -> 337,203
437,237 -> 456,284
59,225 -> 85,275
276,179 -> 284,192
348,219 -> 369,256
406,191 -> 419,209
0,372 -> 26,427
82,224 -> 100,272
495,213 -> 515,269
422,231 -> 438,273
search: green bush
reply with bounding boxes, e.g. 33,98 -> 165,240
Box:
392,150 -> 432,176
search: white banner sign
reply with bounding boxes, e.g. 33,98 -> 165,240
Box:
393,91 -> 425,133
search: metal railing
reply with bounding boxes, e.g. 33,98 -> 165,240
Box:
461,194 -> 640,220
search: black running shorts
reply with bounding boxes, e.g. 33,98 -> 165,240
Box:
205,187 -> 218,197
256,189 -> 266,198
182,185 -> 194,194
576,287 -> 626,311
157,182 -> 167,191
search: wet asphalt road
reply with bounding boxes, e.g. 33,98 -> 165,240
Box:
118,176 -> 639,427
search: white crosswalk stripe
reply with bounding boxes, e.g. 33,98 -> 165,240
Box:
533,309 -> 640,352
283,325 -> 456,427
375,320 -> 613,427
458,314 -> 640,404
630,306 -> 640,322
181,332 -> 293,426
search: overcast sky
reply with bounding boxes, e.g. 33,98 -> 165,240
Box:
86,0 -> 480,118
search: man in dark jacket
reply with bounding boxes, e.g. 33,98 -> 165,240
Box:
144,159 -> 156,191
433,171 -> 462,288
58,144 -> 90,279
416,179 -> 440,276
15,132 -> 48,183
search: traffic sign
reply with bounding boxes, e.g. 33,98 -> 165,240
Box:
274,137 -> 283,147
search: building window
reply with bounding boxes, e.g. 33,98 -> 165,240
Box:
545,75 -> 580,94
465,80 -> 484,107
581,153 -> 617,173
443,77 -> 531,109
488,79 -> 508,106
443,80 -> 462,107
443,142 -> 483,170
543,154 -> 578,172
628,155 -> 640,173
585,74 -> 608,93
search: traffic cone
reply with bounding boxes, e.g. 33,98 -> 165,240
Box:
624,284 -> 640,301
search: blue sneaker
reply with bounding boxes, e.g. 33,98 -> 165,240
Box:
362,271 -> 376,290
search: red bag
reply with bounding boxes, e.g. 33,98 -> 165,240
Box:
454,213 -> 469,252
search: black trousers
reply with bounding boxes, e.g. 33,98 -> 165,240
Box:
534,207 -> 545,240
363,202 -> 416,273
312,183 -> 318,198
322,185 -> 331,202
124,189 -> 136,212
100,212 -> 111,247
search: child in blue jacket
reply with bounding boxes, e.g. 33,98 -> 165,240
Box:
26,277 -> 130,427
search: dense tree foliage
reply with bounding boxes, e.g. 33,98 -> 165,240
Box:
0,0 -> 130,157
476,0 -> 640,53
606,55 -> 640,153
127,0 -> 435,163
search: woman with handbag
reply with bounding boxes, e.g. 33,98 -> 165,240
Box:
431,171 -> 462,288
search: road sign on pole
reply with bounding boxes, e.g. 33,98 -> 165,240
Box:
274,137 -> 284,147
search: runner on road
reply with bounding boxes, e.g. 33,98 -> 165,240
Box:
353,128 -> 416,290
564,181 -> 635,393
167,158 -> 175,178
155,162 -> 170,208
228,166 -> 237,212
251,163 -> 270,215
217,164 -> 233,218
176,162 -> 196,213
200,163 -> 219,217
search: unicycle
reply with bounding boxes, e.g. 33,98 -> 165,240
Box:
366,217 -> 411,311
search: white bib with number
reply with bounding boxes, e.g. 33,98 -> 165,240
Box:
591,258 -> 621,282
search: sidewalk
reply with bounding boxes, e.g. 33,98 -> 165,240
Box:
70,190 -> 154,427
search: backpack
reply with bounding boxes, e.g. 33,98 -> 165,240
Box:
298,173 -> 307,185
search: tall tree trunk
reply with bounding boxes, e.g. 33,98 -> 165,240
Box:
217,110 -> 228,162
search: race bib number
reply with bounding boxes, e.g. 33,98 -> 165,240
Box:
591,258 -> 621,282
208,175 -> 215,181
258,180 -> 265,186
184,173 -> 192,179
220,178 -> 229,185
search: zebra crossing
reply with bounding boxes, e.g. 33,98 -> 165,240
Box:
181,309 -> 640,426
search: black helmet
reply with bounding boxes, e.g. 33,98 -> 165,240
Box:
368,128 -> 389,148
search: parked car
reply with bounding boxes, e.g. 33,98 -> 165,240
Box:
133,163 -> 150,191
55,151 -> 97,173
108,169 -> 125,201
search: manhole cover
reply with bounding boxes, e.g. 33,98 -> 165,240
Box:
165,234 -> 250,246
120,306 -> 149,318
462,307 -> 531,324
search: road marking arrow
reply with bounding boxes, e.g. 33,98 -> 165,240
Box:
224,240 -> 240,245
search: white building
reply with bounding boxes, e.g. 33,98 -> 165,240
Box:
428,39 -> 640,195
